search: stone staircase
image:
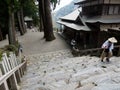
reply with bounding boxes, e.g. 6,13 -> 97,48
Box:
20,49 -> 120,90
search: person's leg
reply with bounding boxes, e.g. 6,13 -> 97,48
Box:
106,52 -> 112,62
101,51 -> 106,62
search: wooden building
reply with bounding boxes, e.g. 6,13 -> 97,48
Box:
24,16 -> 33,29
57,9 -> 91,49
57,0 -> 120,50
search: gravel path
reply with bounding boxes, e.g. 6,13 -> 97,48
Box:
0,29 -> 70,55
19,31 -> 70,55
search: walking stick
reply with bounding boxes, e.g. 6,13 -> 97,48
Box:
100,48 -> 105,60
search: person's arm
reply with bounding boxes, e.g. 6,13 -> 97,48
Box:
102,40 -> 108,49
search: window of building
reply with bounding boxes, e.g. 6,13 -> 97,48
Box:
109,6 -> 114,14
108,5 -> 120,15
103,5 -> 110,15
114,6 -> 119,14
119,6 -> 120,14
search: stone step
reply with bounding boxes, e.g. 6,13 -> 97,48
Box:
92,83 -> 120,90
47,81 -> 77,90
20,49 -> 120,90
27,49 -> 73,61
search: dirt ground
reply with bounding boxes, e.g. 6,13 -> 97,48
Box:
0,29 -> 70,55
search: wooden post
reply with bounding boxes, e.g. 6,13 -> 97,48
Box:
15,70 -> 21,83
9,52 -> 16,68
0,83 -> 6,90
7,74 -> 18,90
2,57 -> 9,73
21,66 -> 25,75
18,69 -> 22,78
8,57 -> 14,69
13,53 -> 18,66
117,47 -> 120,56
1,58 -> 8,74
4,81 -> 9,90
0,62 -> 5,75
18,50 -> 22,64
23,61 -> 27,72
3,53 -> 12,71
0,81 -> 9,90
10,52 -> 17,66
0,68 -> 2,77
0,51 -> 26,90
19,68 -> 23,77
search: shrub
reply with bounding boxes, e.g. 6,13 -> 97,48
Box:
4,44 -> 19,56
0,49 -> 4,61
0,42 -> 21,61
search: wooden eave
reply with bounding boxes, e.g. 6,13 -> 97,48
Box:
57,20 -> 91,31
75,0 -> 120,7
75,0 -> 96,5
85,15 -> 120,24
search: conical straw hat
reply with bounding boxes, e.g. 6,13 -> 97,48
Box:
108,37 -> 117,43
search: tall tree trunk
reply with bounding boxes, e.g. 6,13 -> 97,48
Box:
0,27 -> 3,41
44,0 -> 55,41
8,12 -> 16,45
39,13 -> 44,32
20,7 -> 27,33
39,0 -> 47,38
38,0 -> 43,32
17,11 -> 24,35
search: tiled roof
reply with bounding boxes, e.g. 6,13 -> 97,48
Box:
86,15 -> 120,23
57,20 -> 91,31
60,9 -> 80,21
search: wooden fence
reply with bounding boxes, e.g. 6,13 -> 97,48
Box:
0,51 -> 26,90
72,45 -> 120,57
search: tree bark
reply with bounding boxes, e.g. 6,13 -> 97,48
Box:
39,13 -> 44,32
38,0 -> 55,41
44,0 -> 56,41
8,12 -> 16,45
38,0 -> 47,38
0,27 -> 3,41
38,0 -> 44,32
20,7 -> 27,33
17,11 -> 24,35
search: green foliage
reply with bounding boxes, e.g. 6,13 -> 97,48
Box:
13,0 -> 20,12
4,45 -> 18,53
0,48 -> 10,61
0,1 -> 8,26
4,40 -> 20,55
0,40 -> 21,61
23,0 -> 38,16
4,45 -> 17,56
4,0 -> 20,13
0,49 -> 4,61
23,0 -> 39,26
32,14 -> 39,26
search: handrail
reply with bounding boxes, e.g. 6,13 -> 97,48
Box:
0,61 -> 26,85
0,51 -> 27,90
72,45 -> 120,56
79,45 -> 120,52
